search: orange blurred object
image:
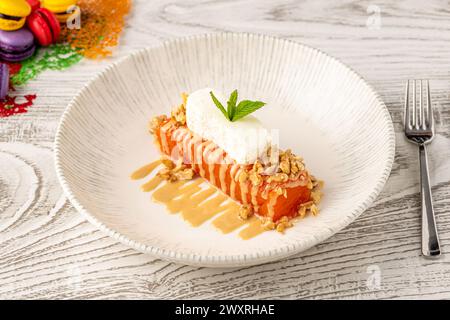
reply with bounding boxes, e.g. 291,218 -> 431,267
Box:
60,0 -> 131,59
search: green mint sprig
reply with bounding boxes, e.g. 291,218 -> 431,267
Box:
210,90 -> 266,122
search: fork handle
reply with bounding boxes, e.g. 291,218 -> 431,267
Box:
419,144 -> 441,258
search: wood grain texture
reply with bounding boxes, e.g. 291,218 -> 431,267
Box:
1,0 -> 450,299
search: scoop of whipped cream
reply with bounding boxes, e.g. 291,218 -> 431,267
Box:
185,88 -> 272,164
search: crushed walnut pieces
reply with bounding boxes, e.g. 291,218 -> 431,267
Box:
259,216 -> 294,233
237,147 -> 309,185
161,157 -> 175,170
238,204 -> 254,220
262,218 -> 276,231
275,216 -> 294,233
296,176 -> 324,219
171,92 -> 188,125
181,92 -> 188,106
259,215 -> 293,233
149,93 -> 188,134
247,160 -> 264,186
233,147 -> 311,204
157,157 -> 195,182
273,186 -> 287,198
171,102 -> 186,125
278,149 -> 306,180
238,170 -> 249,183
149,115 -> 167,134
267,172 -> 289,183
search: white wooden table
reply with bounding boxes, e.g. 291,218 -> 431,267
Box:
1,0 -> 450,299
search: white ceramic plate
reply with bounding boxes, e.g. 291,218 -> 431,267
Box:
55,33 -> 395,267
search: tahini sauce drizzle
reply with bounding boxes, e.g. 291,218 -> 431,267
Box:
130,161 -> 267,239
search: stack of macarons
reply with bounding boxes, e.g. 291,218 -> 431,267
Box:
0,0 -> 76,99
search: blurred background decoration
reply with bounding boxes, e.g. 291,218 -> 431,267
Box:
0,0 -> 131,117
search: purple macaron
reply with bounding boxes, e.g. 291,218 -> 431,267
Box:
0,28 -> 36,62
0,63 -> 9,100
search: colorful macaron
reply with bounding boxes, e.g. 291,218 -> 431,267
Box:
0,0 -> 32,31
0,63 -> 9,100
27,8 -> 60,46
26,0 -> 42,12
41,0 -> 77,23
0,28 -> 36,62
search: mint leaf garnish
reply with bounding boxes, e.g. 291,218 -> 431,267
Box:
231,100 -> 266,122
210,91 -> 228,119
227,89 -> 238,120
210,90 -> 266,122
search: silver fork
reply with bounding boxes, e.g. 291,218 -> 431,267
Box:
404,79 -> 441,258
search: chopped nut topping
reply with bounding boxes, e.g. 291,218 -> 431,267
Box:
238,170 -> 248,183
253,160 -> 264,174
157,157 -> 195,182
259,216 -> 294,233
294,175 -> 323,219
296,201 -> 314,219
279,159 -> 290,174
301,201 -> 314,207
276,223 -> 286,233
161,157 -> 175,169
310,177 -> 324,204
274,186 -> 283,196
311,190 -> 322,204
243,160 -> 264,186
149,115 -> 167,134
181,92 -> 188,106
313,178 -> 325,189
276,220 -> 293,233
267,173 -> 289,183
239,205 -> 253,220
296,160 -> 305,172
157,167 -> 177,182
261,146 -> 279,175
171,103 -> 186,125
290,162 -> 299,175
310,204 -> 319,216
298,205 -> 307,218
273,186 -> 287,198
169,93 -> 188,126
256,146 -> 308,183
263,220 -> 276,230
174,168 -> 195,180
249,171 -> 263,186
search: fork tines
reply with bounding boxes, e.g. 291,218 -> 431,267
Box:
404,80 -> 434,136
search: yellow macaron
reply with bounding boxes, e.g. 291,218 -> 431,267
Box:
0,0 -> 31,31
41,0 -> 77,23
